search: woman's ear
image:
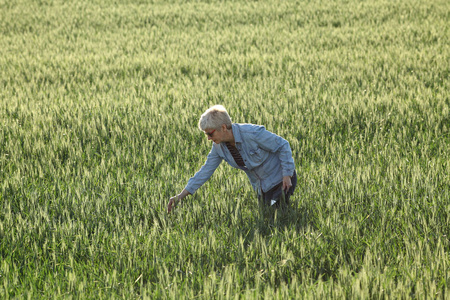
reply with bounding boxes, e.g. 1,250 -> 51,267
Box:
222,124 -> 228,131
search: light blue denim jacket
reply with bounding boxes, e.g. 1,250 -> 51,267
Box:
185,123 -> 296,195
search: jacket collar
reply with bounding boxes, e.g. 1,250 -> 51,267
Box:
231,123 -> 242,144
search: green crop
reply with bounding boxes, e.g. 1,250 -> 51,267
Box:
0,0 -> 448,298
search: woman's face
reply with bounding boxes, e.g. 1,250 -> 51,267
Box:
204,125 -> 227,144
204,128 -> 220,143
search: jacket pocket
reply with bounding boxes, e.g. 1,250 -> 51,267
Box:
249,148 -> 264,164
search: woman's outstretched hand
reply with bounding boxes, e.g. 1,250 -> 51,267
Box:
167,189 -> 190,214
167,195 -> 180,214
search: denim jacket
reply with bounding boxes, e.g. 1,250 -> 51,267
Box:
185,123 -> 296,195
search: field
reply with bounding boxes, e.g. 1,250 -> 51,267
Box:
0,0 -> 449,298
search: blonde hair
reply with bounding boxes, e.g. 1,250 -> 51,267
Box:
198,105 -> 232,131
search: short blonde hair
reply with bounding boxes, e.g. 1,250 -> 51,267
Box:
198,105 -> 232,131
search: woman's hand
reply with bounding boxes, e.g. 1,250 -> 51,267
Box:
167,189 -> 190,214
167,195 -> 180,214
282,176 -> 292,191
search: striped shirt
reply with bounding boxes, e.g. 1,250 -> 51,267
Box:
225,142 -> 246,167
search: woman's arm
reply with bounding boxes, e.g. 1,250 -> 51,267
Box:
167,144 -> 223,213
251,125 -> 296,178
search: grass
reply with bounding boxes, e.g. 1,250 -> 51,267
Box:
0,0 -> 449,298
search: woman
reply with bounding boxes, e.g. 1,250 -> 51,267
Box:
167,105 -> 297,213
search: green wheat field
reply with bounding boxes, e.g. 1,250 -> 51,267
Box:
1,0 -> 449,298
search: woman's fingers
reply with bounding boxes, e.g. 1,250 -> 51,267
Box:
282,176 -> 292,191
167,196 -> 178,213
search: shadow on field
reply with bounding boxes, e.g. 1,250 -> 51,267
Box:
255,200 -> 313,235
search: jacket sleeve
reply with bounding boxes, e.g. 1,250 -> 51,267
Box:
184,145 -> 223,194
251,126 -> 296,177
